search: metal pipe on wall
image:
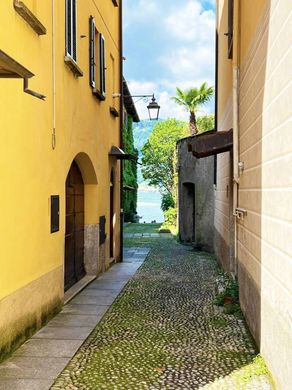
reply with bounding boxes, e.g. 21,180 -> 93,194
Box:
232,0 -> 240,276
52,0 -> 56,150
119,0 -> 124,262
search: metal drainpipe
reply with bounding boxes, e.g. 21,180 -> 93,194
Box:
232,0 -> 240,276
119,0 -> 124,262
52,0 -> 56,149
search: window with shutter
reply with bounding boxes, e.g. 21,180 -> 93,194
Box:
227,0 -> 234,59
66,0 -> 77,62
89,16 -> 96,88
100,35 -> 106,97
89,17 -> 106,100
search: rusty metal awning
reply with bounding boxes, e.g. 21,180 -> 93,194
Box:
109,146 -> 138,162
187,129 -> 233,158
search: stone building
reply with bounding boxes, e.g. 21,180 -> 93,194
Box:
184,1 -> 292,387
177,136 -> 214,252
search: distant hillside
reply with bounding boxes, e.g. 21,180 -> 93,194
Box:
133,119 -> 162,185
133,119 -> 162,157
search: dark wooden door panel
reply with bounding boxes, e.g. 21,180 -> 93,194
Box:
65,161 -> 85,291
64,237 -> 76,290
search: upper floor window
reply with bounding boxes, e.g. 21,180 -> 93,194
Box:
89,16 -> 106,99
227,0 -> 233,59
66,0 -> 77,62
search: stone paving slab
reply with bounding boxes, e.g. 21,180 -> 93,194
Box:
14,339 -> 82,358
0,248 -> 150,390
61,303 -> 108,316
47,314 -> 101,328
86,280 -> 127,290
0,357 -> 68,379
32,326 -> 93,340
69,294 -> 116,306
0,379 -> 54,390
124,233 -> 172,238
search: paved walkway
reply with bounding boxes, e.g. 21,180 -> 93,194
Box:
0,248 -> 150,390
50,239 -> 273,389
124,233 -> 172,238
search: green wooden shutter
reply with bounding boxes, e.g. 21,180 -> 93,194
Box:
89,16 -> 96,88
100,34 -> 106,96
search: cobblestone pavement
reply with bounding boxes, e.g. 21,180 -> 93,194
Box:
51,238 -> 274,390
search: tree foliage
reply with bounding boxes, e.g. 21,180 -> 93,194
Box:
123,116 -> 138,222
161,192 -> 175,212
171,83 -> 214,135
197,114 -> 215,133
141,119 -> 188,195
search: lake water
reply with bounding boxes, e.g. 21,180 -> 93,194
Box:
137,189 -> 164,223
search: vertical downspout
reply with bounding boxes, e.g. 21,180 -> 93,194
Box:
119,0 -> 124,262
232,0 -> 240,275
214,28 -> 219,186
52,0 -> 56,150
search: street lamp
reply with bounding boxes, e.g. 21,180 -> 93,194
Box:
147,94 -> 160,121
123,93 -> 160,120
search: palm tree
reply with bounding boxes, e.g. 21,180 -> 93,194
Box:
171,83 -> 214,135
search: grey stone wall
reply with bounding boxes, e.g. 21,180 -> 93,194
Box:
177,137 -> 214,252
84,224 -> 99,275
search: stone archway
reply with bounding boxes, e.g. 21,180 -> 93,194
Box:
64,153 -> 99,291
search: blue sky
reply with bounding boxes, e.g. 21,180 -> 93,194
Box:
123,0 -> 216,120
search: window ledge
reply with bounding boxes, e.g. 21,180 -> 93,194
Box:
0,50 -> 34,78
14,0 -> 46,35
92,89 -> 106,101
64,56 -> 83,77
110,106 -> 119,117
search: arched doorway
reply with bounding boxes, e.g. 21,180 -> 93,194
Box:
182,182 -> 196,243
65,161 -> 85,291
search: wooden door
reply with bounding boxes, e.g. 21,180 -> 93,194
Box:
65,161 -> 85,291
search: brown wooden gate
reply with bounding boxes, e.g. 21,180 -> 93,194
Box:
65,161 -> 85,291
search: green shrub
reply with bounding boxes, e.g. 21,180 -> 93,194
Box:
163,207 -> 177,227
161,193 -> 175,212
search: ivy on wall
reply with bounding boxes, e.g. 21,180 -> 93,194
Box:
123,115 -> 138,222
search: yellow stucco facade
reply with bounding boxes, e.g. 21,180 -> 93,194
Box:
216,1 -> 292,387
0,0 -> 122,359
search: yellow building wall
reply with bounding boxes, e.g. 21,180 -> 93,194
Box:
217,0 -> 292,387
214,0 -> 234,272
0,0 -> 121,359
237,0 -> 292,387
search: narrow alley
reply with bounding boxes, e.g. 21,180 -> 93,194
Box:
42,234 -> 273,389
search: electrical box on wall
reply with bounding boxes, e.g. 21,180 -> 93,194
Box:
51,195 -> 60,233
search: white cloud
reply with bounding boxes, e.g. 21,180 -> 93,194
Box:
158,46 -> 215,84
165,1 -> 215,43
157,1 -> 215,91
126,80 -> 157,96
123,0 -> 159,29
124,1 -> 216,119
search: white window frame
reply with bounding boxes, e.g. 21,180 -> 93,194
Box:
65,0 -> 77,62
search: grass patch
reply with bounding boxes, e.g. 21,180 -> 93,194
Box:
211,316 -> 228,329
233,355 -> 276,388
124,223 -> 162,234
